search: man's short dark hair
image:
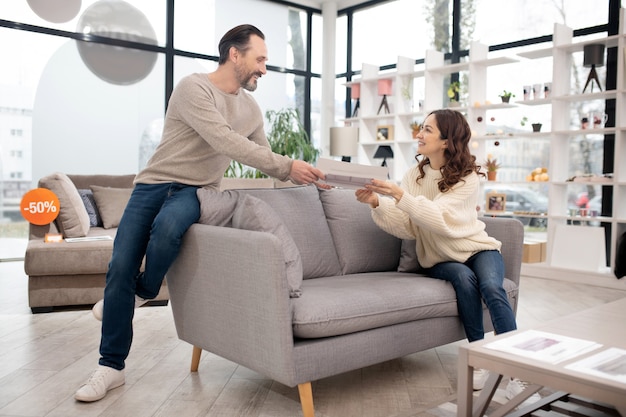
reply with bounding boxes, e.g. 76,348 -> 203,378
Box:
218,24 -> 265,65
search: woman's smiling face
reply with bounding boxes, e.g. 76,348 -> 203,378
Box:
416,113 -> 448,163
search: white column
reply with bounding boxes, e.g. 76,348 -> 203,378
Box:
320,1 -> 338,158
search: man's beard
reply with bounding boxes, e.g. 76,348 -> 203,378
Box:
236,65 -> 261,92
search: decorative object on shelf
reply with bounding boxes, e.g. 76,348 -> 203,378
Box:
483,155 -> 500,181
531,122 -> 542,132
350,83 -> 361,117
373,145 -> 394,168
329,126 -> 359,163
581,117 -> 589,129
520,116 -> 528,127
544,82 -> 552,98
532,83 -> 543,100
498,90 -> 515,103
377,79 -> 392,114
447,81 -> 460,107
410,121 -> 421,138
400,79 -> 413,111
522,85 -> 531,100
376,125 -> 393,141
582,43 -> 605,93
526,167 -> 549,182
590,110 -> 608,129
486,192 -> 506,213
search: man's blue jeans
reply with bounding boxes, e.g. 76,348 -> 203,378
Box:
425,250 -> 517,342
99,183 -> 200,370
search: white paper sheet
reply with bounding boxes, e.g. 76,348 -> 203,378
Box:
483,329 -> 602,364
317,158 -> 389,190
566,347 -> 626,384
65,235 -> 113,243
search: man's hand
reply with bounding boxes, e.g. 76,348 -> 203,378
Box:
289,160 -> 325,185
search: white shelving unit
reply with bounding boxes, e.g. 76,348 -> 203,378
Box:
342,9 -> 626,288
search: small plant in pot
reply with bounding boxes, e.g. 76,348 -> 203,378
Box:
410,121 -> 422,139
498,90 -> 515,103
484,155 -> 501,181
447,81 -> 461,107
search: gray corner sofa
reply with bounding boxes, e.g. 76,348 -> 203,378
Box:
166,184 -> 524,417
24,173 -> 169,313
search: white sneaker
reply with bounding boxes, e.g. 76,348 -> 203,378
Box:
92,295 -> 149,321
473,368 -> 489,390
505,378 -> 541,408
74,365 -> 125,402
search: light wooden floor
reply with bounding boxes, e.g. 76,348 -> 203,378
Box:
1,260 -> 625,417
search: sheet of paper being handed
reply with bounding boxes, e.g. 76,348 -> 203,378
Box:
316,158 -> 388,190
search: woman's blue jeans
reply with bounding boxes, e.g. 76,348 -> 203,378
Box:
99,183 -> 200,370
424,250 -> 517,342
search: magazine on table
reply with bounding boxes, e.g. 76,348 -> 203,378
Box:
565,347 -> 626,383
483,329 -> 602,364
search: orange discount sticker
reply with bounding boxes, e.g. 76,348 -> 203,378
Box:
20,188 -> 60,225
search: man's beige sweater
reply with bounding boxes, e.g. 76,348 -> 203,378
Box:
372,164 -> 501,268
135,73 -> 292,189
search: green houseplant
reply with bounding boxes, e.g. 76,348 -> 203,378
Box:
224,108 -> 320,178
447,81 -> 461,106
498,90 -> 515,103
484,155 -> 501,181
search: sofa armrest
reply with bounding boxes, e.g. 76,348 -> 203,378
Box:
480,216 -> 524,287
167,223 -> 297,382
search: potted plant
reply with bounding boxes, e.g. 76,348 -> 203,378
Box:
484,155 -> 501,181
531,122 -> 543,132
447,81 -> 461,107
498,90 -> 515,103
410,120 -> 421,139
224,108 -> 320,180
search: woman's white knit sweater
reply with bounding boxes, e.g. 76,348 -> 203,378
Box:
371,164 -> 500,269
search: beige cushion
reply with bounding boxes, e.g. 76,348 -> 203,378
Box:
38,172 -> 90,238
90,185 -> 133,229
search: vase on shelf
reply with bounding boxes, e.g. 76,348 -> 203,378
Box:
487,171 -> 497,181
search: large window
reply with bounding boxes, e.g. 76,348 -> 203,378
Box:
0,0 -> 318,259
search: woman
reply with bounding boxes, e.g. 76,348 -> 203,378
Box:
355,109 -> 539,403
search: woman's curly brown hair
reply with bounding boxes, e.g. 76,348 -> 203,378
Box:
414,109 -> 484,192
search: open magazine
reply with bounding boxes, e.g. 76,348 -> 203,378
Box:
317,158 -> 389,190
483,329 -> 602,364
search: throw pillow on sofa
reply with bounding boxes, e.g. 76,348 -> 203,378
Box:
232,194 -> 303,298
196,188 -> 303,298
38,172 -> 90,238
78,189 -> 103,227
90,185 -> 133,229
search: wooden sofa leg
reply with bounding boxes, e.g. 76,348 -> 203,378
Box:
190,346 -> 202,372
297,382 -> 314,417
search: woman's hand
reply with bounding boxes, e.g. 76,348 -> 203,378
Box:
365,179 -> 404,202
355,188 -> 379,208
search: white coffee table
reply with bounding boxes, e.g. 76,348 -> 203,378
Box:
457,297 -> 626,417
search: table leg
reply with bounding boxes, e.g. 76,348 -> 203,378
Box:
457,348 -> 473,417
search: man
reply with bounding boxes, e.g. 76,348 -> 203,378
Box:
75,24 -> 324,402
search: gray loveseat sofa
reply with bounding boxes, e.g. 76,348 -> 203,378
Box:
166,185 -> 524,417
24,173 -> 169,313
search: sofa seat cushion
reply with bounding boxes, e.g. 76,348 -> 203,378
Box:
24,228 -> 116,276
292,273 -> 518,338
